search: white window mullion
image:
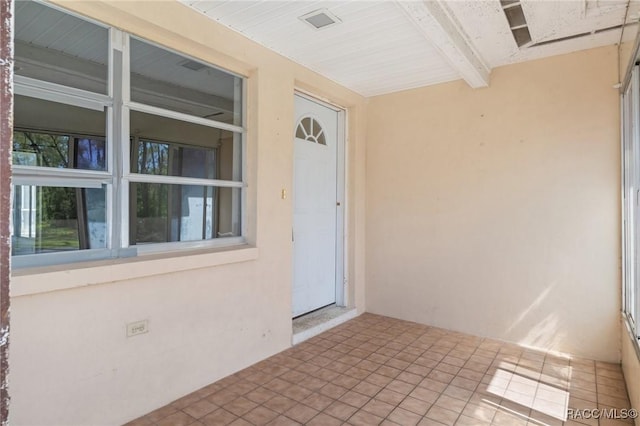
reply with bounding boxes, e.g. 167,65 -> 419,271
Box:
13,166 -> 112,181
125,173 -> 244,188
15,75 -> 111,112
632,67 -> 640,333
127,101 -> 245,134
120,177 -> 130,248
624,86 -> 633,321
105,97 -> 115,251
114,31 -> 131,248
12,176 -> 106,189
232,131 -> 243,236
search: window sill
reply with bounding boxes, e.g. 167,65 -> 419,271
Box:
11,244 -> 258,297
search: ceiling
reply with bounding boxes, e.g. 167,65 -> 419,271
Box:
181,0 -> 640,97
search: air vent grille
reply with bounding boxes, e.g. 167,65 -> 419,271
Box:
502,2 -> 532,47
532,22 -> 635,47
180,59 -> 206,71
299,9 -> 341,30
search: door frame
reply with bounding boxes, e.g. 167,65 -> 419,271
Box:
293,90 -> 347,309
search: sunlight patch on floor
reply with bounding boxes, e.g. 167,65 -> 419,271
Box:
485,362 -> 570,421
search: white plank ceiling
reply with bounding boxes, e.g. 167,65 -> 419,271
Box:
182,0 -> 640,97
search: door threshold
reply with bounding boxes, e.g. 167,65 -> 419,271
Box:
292,305 -> 358,345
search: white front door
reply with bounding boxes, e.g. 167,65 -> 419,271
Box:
292,94 -> 341,317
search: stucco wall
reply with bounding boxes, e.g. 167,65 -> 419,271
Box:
366,45 -> 621,362
8,1 -> 367,425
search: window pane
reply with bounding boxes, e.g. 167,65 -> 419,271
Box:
130,110 -> 242,181
11,184 -> 107,255
15,0 -> 109,94
14,95 -> 107,170
130,38 -> 242,126
130,183 -> 241,245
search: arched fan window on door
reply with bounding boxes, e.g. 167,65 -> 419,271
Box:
295,116 -> 327,145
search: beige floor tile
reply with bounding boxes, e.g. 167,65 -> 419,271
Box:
386,379 -> 416,395
320,382 -> 349,399
200,408 -> 238,426
398,371 -> 425,384
443,384 -> 473,401
598,393 -> 632,409
223,396 -> 258,417
461,402 -> 496,423
347,409 -> 384,426
456,414 -> 490,425
491,410 -> 528,426
387,358 -> 411,370
387,407 -> 422,425
399,396 -> 433,416
527,409 -> 564,426
156,411 -> 197,426
242,406 -> 279,425
339,390 -> 371,408
228,418 -> 252,426
435,363 -> 461,376
564,419 -> 598,426
262,395 -> 298,414
301,392 -> 334,411
418,417 -> 449,426
366,372 -> 394,387
597,384 -> 630,400
425,404 -> 460,426
569,388 -> 598,403
410,386 -> 441,403
352,380 -> 382,397
323,400 -> 358,421
283,403 -> 319,424
362,398 -> 396,418
434,394 -> 466,413
265,415 -> 301,426
420,378 -> 449,393
306,412 -> 343,426
170,393 -> 203,410
530,398 -> 567,420
597,368 -> 625,380
599,418 -> 635,426
376,388 -> 406,405
183,399 -> 219,419
130,315 -> 637,426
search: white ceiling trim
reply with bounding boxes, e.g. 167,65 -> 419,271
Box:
396,0 -> 491,88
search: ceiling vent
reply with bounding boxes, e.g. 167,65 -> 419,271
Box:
180,59 -> 206,71
532,22 -> 634,47
299,9 -> 341,30
501,1 -> 532,47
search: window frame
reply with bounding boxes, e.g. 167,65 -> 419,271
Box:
622,66 -> 640,351
121,34 -> 246,254
12,3 -> 248,268
13,67 -> 115,269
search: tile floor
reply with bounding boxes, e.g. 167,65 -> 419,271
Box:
126,314 -> 634,426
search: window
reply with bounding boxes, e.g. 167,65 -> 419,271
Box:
12,1 -> 246,268
296,116 -> 327,145
622,66 -> 640,347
